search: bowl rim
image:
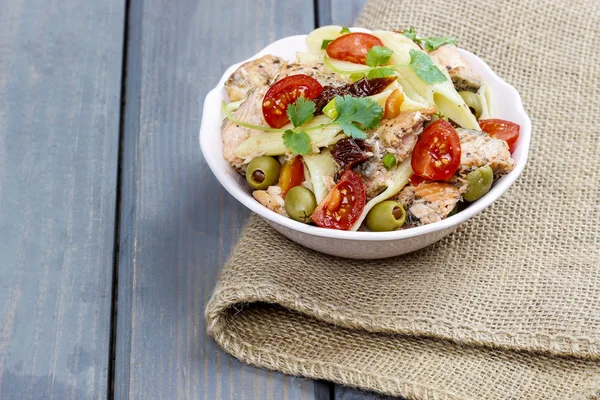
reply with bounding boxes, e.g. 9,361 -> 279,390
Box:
200,27 -> 531,242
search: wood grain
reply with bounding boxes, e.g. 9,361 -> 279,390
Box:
0,0 -> 125,399
114,0 -> 328,398
335,387 -> 395,400
318,0 -> 368,27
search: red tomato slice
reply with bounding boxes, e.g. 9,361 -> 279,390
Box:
325,33 -> 384,64
312,170 -> 366,230
479,119 -> 520,153
408,174 -> 426,186
279,156 -> 304,198
262,75 -> 323,128
411,119 -> 462,181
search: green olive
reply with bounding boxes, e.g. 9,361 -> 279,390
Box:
459,91 -> 482,119
463,165 -> 494,202
365,201 -> 406,232
246,156 -> 281,190
284,186 -> 317,223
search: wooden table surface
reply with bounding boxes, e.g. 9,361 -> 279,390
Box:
0,0 -> 402,398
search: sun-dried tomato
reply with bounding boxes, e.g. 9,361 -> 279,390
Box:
314,76 -> 397,112
331,138 -> 370,170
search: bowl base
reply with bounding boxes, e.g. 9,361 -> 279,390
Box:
263,217 -> 457,259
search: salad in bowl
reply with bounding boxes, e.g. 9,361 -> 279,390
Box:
218,26 -> 521,233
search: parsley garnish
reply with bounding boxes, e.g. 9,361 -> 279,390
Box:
283,129 -> 312,155
349,72 -> 366,82
321,39 -> 333,50
287,97 -> 316,128
402,27 -> 456,51
282,97 -> 317,154
367,67 -> 396,79
339,27 -> 351,34
421,36 -> 456,51
408,49 -> 446,84
223,95 -> 385,155
333,95 -> 383,139
349,67 -> 396,81
325,55 -> 397,81
382,153 -> 397,170
402,27 -> 418,41
365,46 -> 393,67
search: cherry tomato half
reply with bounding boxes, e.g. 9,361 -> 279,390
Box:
312,170 -> 366,230
262,75 -> 323,128
325,33 -> 384,64
279,156 -> 304,198
411,119 -> 462,181
479,119 -> 520,153
408,174 -> 427,186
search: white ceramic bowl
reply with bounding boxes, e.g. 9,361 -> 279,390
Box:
200,28 -> 531,259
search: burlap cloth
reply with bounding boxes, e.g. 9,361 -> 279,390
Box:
205,0 -> 600,398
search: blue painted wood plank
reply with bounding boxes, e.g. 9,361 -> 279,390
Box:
0,0 -> 125,399
335,387 -> 395,400
115,0 -> 328,398
318,0 -> 368,27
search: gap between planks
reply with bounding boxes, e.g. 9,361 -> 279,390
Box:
107,0 -> 132,398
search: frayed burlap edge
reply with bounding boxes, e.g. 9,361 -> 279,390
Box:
207,284 -> 600,360
206,294 -> 600,400
206,306 -> 463,400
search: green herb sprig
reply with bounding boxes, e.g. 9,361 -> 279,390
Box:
222,94 -> 384,155
325,50 -> 446,85
333,95 -> 383,139
408,49 -> 446,84
365,46 -> 393,67
283,95 -> 384,151
402,27 -> 456,51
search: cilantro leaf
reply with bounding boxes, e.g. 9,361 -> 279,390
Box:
286,97 -> 316,128
367,67 -> 396,79
283,129 -> 312,155
365,46 -> 393,67
333,95 -> 383,139
421,36 -> 456,51
338,122 -> 368,139
321,39 -> 333,50
337,96 -> 383,130
382,153 -> 397,170
401,27 -> 456,51
339,27 -> 351,34
402,27 -> 417,41
350,72 -> 366,82
408,49 -> 446,84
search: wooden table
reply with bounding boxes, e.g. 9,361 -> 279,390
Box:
0,0 -> 399,398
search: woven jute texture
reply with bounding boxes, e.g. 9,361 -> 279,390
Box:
206,0 -> 600,398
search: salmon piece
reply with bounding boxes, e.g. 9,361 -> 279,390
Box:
429,44 -> 481,92
253,186 -> 286,216
457,129 -> 515,175
225,55 -> 286,101
356,111 -> 433,199
376,109 -> 436,151
221,87 -> 268,169
396,182 -> 461,226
